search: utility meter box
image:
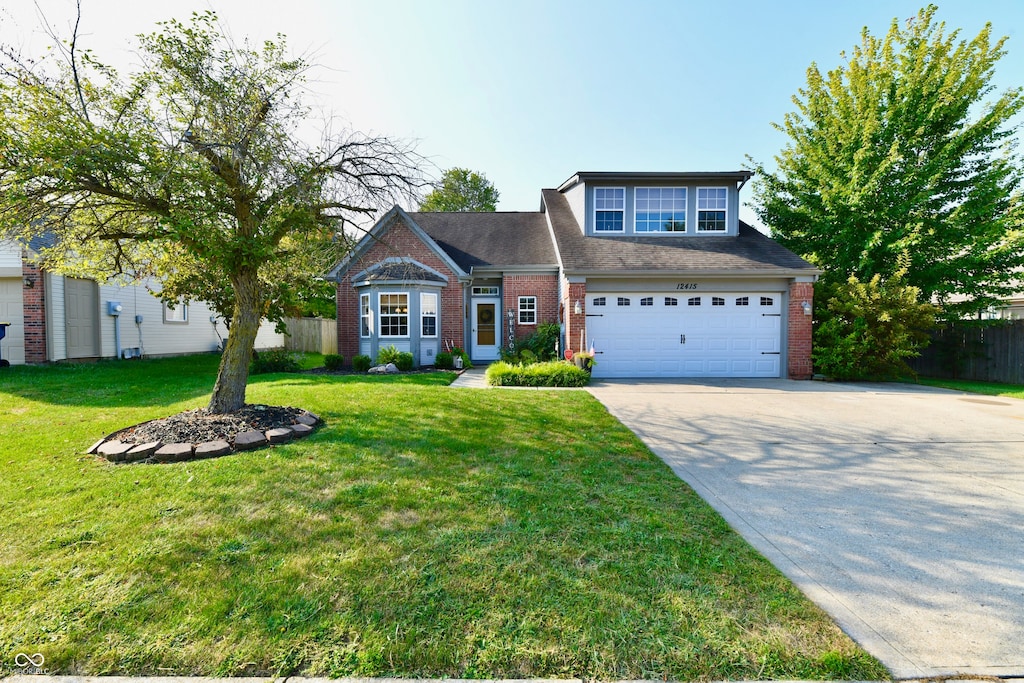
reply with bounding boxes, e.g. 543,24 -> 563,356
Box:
107,301 -> 123,316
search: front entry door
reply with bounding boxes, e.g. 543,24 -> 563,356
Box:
471,298 -> 500,361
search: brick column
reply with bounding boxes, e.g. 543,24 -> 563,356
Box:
336,279 -> 359,364
564,282 -> 587,354
787,281 -> 814,379
22,263 -> 47,363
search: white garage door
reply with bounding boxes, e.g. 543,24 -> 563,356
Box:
586,292 -> 782,378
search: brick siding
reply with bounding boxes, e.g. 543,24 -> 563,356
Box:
787,281 -> 814,379
335,216 -> 464,363
564,281 -> 588,355
501,274 -> 559,343
22,262 -> 46,363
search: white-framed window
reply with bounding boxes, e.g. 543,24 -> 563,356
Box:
420,292 -> 437,338
592,297 -> 606,306
635,187 -> 686,232
665,297 -> 678,306
688,297 -> 701,306
518,296 -> 537,325
640,297 -> 653,306
617,297 -> 631,306
379,292 -> 409,337
360,293 -> 372,338
712,296 -> 725,306
736,296 -> 749,306
697,187 -> 728,232
163,301 -> 188,324
594,187 -> 625,232
760,296 -> 775,306
472,286 -> 499,295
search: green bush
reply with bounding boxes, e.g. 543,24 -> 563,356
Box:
395,351 -> 414,371
519,322 -> 562,361
352,354 -> 372,372
434,351 -> 454,369
813,275 -> 937,380
323,353 -> 344,371
486,360 -> 591,387
377,345 -> 401,366
250,348 -> 301,374
451,346 -> 472,369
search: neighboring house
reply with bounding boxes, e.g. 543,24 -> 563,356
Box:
328,171 -> 820,379
0,238 -> 283,365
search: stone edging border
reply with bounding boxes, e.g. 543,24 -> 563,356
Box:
85,411 -> 322,464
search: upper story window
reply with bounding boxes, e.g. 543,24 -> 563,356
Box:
697,187 -> 728,232
421,292 -> 438,337
379,293 -> 409,337
594,187 -> 625,232
518,296 -> 537,325
635,187 -> 686,232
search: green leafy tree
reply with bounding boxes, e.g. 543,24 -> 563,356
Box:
420,167 -> 499,212
0,11 -> 421,413
814,274 -> 937,380
751,5 -> 1024,318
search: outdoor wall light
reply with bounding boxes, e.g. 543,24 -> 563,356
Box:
22,276 -> 34,288
801,300 -> 812,315
573,300 -> 582,315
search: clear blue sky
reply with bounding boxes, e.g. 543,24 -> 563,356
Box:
3,0 -> 1023,227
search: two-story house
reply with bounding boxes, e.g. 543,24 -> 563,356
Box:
328,171 -> 819,379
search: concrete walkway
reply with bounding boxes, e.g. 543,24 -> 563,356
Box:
586,378 -> 1024,679
449,366 -> 489,388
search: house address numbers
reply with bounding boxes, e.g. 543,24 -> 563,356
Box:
675,283 -> 699,290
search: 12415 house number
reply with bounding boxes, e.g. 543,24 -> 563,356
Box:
676,283 -> 699,290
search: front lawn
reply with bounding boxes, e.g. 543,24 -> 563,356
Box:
0,355 -> 886,680
914,377 -> 1024,400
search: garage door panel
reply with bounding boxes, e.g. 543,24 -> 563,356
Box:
589,291 -> 783,379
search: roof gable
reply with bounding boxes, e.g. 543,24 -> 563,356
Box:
326,206 -> 466,281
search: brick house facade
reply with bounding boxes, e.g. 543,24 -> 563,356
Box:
330,172 -> 819,379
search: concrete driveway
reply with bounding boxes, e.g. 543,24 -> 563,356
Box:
586,379 -> 1024,679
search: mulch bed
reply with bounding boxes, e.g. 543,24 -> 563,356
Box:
110,404 -> 308,445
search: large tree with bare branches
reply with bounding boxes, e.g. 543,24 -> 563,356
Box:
0,10 -> 422,412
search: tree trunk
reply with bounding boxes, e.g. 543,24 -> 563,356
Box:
208,267 -> 262,414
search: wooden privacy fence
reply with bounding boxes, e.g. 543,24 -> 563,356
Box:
910,320 -> 1024,384
283,317 -> 338,355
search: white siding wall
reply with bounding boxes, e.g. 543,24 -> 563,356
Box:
48,275 -> 283,360
0,241 -> 21,269
46,274 -> 66,361
563,183 -> 586,232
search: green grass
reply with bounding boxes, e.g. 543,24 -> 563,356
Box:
0,355 -> 887,680
914,377 -> 1024,399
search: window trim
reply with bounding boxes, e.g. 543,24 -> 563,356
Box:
420,292 -> 438,338
360,293 -> 372,338
163,301 -> 188,324
593,187 -> 626,233
696,186 -> 729,233
378,292 -> 410,338
517,295 -> 537,325
472,286 -> 499,296
634,187 -> 687,233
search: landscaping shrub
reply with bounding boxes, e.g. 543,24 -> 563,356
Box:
451,346 -> 472,369
250,348 -> 301,374
486,360 -> 591,387
323,354 -> 344,371
434,351 -> 454,369
377,345 -> 401,366
814,274 -> 937,380
395,351 -> 414,371
520,322 -> 562,360
352,354 -> 372,372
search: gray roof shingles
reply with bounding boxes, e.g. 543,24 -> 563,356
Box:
540,189 -> 817,275
409,212 -> 557,271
